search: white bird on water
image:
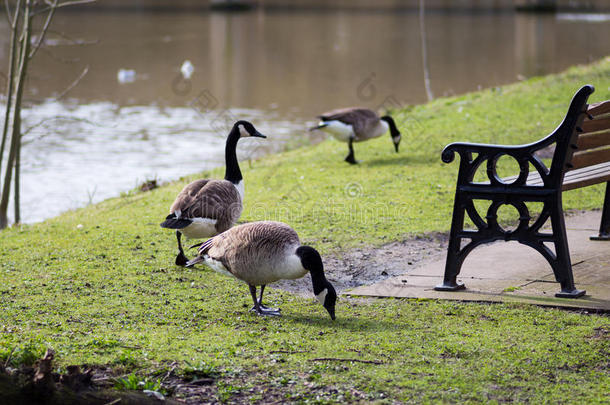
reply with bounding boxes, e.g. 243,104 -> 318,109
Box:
180,60 -> 194,79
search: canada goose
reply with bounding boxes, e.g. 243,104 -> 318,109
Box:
160,121 -> 266,266
186,221 -> 337,320
310,108 -> 401,164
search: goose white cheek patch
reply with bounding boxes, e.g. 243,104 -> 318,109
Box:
238,124 -> 249,138
316,288 -> 328,306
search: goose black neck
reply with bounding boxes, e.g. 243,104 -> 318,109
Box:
296,246 -> 328,295
381,116 -> 400,137
224,127 -> 242,185
310,271 -> 329,295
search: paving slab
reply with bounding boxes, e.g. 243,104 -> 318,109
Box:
345,211 -> 610,310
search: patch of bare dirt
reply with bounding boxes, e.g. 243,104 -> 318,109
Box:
274,233 -> 448,296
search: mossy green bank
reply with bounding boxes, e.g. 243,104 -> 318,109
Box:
1,58 -> 609,403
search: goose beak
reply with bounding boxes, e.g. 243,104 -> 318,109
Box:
326,306 -> 336,320
393,135 -> 401,153
252,131 -> 267,139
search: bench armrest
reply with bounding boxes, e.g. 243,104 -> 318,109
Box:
441,142 -> 530,164
442,141 -> 550,186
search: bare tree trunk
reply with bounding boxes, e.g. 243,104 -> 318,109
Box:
0,0 -> 94,228
0,0 -> 30,229
419,0 -> 434,102
14,132 -> 20,224
0,0 -> 22,183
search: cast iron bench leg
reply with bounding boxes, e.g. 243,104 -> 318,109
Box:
550,201 -> 586,298
435,194 -> 467,291
590,181 -> 610,241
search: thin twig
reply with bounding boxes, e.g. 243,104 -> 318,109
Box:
54,65 -> 88,100
40,46 -> 81,64
4,0 -> 15,27
21,114 -> 100,140
4,346 -> 16,368
4,0 -> 11,27
161,362 -> 178,382
270,350 -> 308,354
104,399 -> 121,405
309,357 -> 384,365
28,0 -> 59,60
31,0 -> 96,16
38,28 -> 99,46
118,345 -> 141,350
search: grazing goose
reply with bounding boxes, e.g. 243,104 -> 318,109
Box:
310,107 -> 401,164
161,121 -> 266,266
186,221 -> 337,320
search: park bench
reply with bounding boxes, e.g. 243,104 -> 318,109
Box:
435,85 -> 610,298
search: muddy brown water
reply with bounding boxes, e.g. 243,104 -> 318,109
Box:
1,8 -> 609,223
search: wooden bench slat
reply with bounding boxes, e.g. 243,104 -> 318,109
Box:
501,162 -> 610,188
571,146 -> 610,169
562,163 -> 610,190
587,100 -> 610,117
564,161 -> 610,183
581,117 -> 610,133
577,129 -> 610,151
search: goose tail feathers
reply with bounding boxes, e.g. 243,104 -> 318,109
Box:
185,238 -> 214,268
197,238 -> 214,255
160,213 -> 192,229
309,123 -> 328,131
185,256 -> 204,268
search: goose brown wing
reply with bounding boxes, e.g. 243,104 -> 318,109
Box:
207,221 -> 300,277
318,108 -> 379,139
170,179 -> 211,213
171,180 -> 242,232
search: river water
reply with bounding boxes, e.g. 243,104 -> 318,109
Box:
1,8 -> 610,223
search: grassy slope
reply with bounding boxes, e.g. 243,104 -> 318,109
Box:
1,58 -> 609,403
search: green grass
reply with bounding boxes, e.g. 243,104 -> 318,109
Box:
1,58 -> 610,403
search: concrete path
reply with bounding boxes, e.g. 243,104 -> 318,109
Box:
345,210 -> 610,310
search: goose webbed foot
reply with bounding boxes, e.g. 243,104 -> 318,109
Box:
249,305 -> 281,317
175,251 -> 189,266
344,155 -> 358,164
249,284 -> 281,316
259,303 -> 280,312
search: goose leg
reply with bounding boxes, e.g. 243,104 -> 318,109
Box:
175,231 -> 189,266
249,285 -> 281,316
258,285 -> 280,313
345,138 -> 358,164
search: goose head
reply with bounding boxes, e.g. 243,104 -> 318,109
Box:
234,120 -> 267,139
381,115 -> 401,152
296,246 -> 337,320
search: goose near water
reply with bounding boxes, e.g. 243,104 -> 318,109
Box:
310,107 -> 401,164
161,121 -> 266,266
186,221 -> 337,320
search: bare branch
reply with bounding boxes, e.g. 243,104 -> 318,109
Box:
4,0 -> 14,27
309,357 -> 384,365
31,0 -> 96,17
34,29 -> 99,46
21,114 -> 101,141
40,46 -> 80,64
28,0 -> 58,60
57,0 -> 96,7
54,65 -> 88,101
